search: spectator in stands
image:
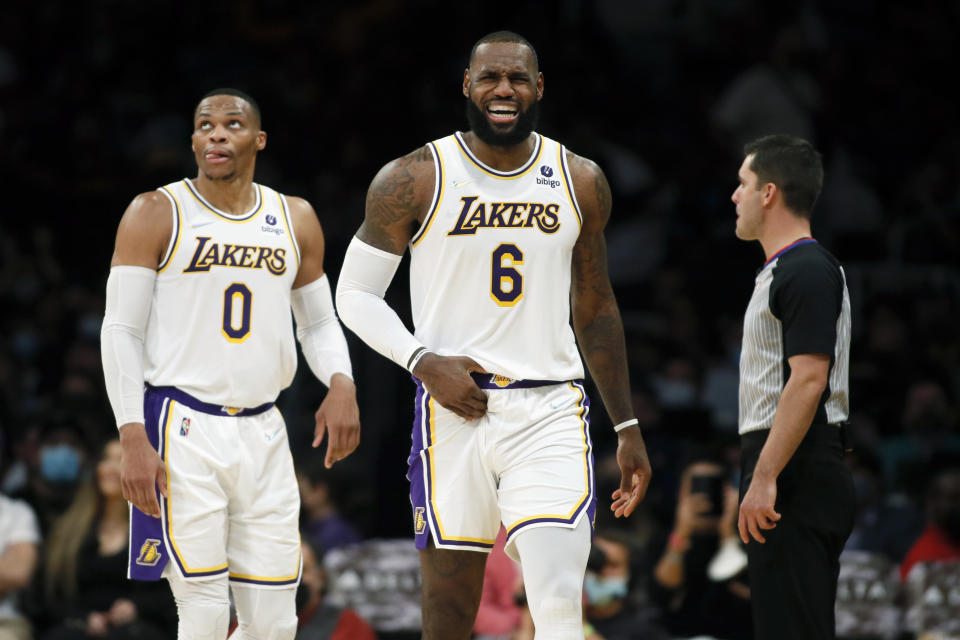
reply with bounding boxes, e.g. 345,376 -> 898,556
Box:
0,427 -> 40,640
649,454 -> 752,639
298,459 -> 362,554
296,538 -> 376,639
901,464 -> 960,580
28,439 -> 175,638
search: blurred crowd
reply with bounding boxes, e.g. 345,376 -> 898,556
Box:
1,1 -> 958,638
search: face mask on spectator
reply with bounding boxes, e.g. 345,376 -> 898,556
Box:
40,444 -> 81,484
584,572 -> 628,606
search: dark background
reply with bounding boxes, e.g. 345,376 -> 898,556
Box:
1,0 -> 958,590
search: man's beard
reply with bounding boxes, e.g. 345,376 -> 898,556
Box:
465,98 -> 539,147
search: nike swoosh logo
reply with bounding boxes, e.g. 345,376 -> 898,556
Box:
550,400 -> 569,410
265,427 -> 283,441
452,179 -> 473,188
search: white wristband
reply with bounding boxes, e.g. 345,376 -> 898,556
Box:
613,418 -> 639,432
407,347 -> 430,373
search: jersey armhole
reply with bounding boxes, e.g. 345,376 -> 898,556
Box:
157,187 -> 182,273
410,141 -> 444,248
277,192 -> 302,270
558,145 -> 583,229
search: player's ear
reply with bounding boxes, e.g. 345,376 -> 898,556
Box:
463,69 -> 471,98
257,130 -> 267,151
536,72 -> 544,100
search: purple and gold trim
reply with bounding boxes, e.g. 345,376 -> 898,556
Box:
143,384 -> 273,417
558,145 -> 583,228
411,142 -> 445,247
454,132 -> 543,179
408,380 -> 496,551
159,396 -> 230,579
276,192 -> 302,269
228,546 -> 302,586
504,380 -> 595,545
157,186 -> 183,273
469,372 -> 561,390
182,179 -> 264,222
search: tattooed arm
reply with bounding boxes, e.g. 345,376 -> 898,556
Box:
357,145 -> 436,253
568,150 -> 652,517
336,146 -> 488,419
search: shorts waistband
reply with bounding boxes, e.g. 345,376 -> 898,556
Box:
469,373 -> 569,390
144,384 -> 275,417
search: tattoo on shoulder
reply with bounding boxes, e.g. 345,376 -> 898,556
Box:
567,152 -> 611,223
362,146 -> 432,251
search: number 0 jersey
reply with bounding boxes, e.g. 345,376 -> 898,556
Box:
143,179 -> 300,408
409,132 -> 585,382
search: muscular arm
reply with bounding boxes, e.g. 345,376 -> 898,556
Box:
336,146 -> 434,368
287,196 -> 360,467
567,151 -> 651,515
110,191 -> 173,269
356,144 -> 435,253
288,195 -> 327,288
103,191 -> 173,517
568,154 -> 632,423
337,145 -> 488,419
738,353 -> 829,543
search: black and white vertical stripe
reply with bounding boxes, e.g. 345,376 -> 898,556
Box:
738,242 -> 851,434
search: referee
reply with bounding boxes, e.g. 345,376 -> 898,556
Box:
731,134 -> 855,639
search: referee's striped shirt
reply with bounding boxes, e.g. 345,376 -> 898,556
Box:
738,238 -> 851,435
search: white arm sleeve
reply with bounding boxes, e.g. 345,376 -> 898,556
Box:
291,274 -> 353,387
100,266 -> 156,428
335,236 -> 425,371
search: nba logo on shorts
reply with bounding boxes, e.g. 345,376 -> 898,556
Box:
136,539 -> 163,566
414,507 -> 426,534
180,418 -> 190,436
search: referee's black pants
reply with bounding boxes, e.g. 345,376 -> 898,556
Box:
740,424 -> 856,640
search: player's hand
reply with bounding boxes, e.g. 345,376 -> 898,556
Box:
413,353 -> 488,421
738,473 -> 780,544
610,426 -> 652,518
313,373 -> 361,468
118,423 -> 167,518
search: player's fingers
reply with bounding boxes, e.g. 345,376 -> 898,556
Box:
635,478 -> 651,502
313,417 -> 327,449
463,358 -> 488,374
618,470 -> 634,503
738,510 -> 749,544
622,483 -> 642,518
747,515 -> 766,543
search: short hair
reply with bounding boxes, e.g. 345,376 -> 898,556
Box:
468,30 -> 539,72
744,134 -> 823,219
195,87 -> 261,127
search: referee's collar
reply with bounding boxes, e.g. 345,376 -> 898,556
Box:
762,237 -> 817,269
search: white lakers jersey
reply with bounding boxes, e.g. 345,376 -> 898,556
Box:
409,132 -> 585,381
143,179 -> 300,407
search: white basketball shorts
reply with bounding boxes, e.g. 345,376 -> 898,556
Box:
129,385 -> 301,588
407,374 -> 596,561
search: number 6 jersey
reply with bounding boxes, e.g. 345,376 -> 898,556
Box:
143,179 -> 299,408
409,133 -> 585,382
